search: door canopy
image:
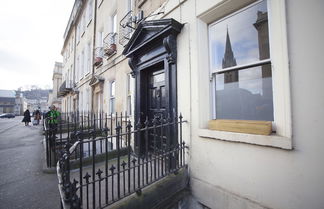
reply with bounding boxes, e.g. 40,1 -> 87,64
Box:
122,18 -> 183,72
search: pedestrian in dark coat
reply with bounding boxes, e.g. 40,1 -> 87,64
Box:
34,109 -> 41,125
22,109 -> 31,126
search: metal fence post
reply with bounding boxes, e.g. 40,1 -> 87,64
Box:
116,123 -> 121,199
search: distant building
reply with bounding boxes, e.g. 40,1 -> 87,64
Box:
48,62 -> 63,111
39,97 -> 48,112
14,90 -> 27,115
0,90 -> 16,114
59,0 -> 134,116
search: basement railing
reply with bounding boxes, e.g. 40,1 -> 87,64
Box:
45,112 -> 187,209
44,112 -> 130,168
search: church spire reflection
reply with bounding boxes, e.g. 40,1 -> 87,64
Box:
222,28 -> 238,85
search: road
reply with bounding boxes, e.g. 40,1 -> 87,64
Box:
0,116 -> 60,209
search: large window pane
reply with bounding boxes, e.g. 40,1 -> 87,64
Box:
111,81 -> 115,97
209,0 -> 269,70
215,64 -> 273,121
110,98 -> 115,114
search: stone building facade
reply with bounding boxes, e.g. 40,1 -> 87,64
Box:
48,62 -> 63,110
0,90 -> 16,114
59,0 -> 134,117
56,0 -> 324,209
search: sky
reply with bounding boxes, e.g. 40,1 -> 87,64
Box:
209,0 -> 267,70
0,0 -> 75,90
209,0 -> 268,95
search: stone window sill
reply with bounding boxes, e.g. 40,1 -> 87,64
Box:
198,128 -> 292,150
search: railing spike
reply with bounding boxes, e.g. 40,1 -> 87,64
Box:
96,169 -> 103,179
54,111 -> 187,209
167,113 -> 171,123
144,116 -> 149,127
83,172 -> 91,183
136,117 -> 141,129
109,164 -> 116,171
127,120 -> 132,129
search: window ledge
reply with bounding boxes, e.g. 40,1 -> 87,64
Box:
198,128 -> 292,150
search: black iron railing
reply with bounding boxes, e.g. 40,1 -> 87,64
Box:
94,47 -> 104,66
44,112 -> 131,168
103,33 -> 117,57
48,112 -> 187,209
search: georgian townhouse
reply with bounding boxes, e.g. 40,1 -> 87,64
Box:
122,0 -> 324,208
56,0 -> 324,208
48,62 -> 62,110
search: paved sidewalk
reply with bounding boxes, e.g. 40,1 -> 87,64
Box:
0,117 -> 60,209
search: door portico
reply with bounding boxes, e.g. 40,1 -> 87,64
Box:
123,19 -> 183,154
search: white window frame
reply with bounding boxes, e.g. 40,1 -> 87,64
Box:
67,43 -> 70,59
76,23 -> 81,44
127,0 -> 133,12
80,50 -> 84,79
86,88 -> 90,112
86,42 -> 92,74
81,13 -> 86,35
84,46 -> 88,76
87,0 -> 93,25
126,73 -> 132,115
76,55 -> 80,82
79,91 -> 83,112
109,80 -> 116,114
83,89 -> 87,114
97,31 -> 104,47
209,1 -> 272,121
197,0 -> 292,149
112,12 -> 117,33
71,37 -> 74,53
71,64 -> 74,84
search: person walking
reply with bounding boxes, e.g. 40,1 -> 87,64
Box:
34,109 -> 41,125
22,109 -> 31,126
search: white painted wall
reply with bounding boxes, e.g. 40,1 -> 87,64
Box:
57,0 -> 324,208
159,0 -> 324,208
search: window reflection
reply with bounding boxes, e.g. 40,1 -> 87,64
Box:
210,0 -> 269,70
215,64 -> 273,121
209,0 -> 273,121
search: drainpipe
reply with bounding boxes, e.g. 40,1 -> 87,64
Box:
91,0 -> 98,114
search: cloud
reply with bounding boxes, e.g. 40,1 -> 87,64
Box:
210,0 -> 268,69
0,49 -> 36,72
0,0 -> 75,90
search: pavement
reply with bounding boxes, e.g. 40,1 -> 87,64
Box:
0,116 -> 60,209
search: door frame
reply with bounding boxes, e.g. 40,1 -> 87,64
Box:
122,19 -> 183,155
134,50 -> 178,155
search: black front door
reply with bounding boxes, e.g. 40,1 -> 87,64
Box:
146,68 -> 166,152
148,69 -> 166,120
